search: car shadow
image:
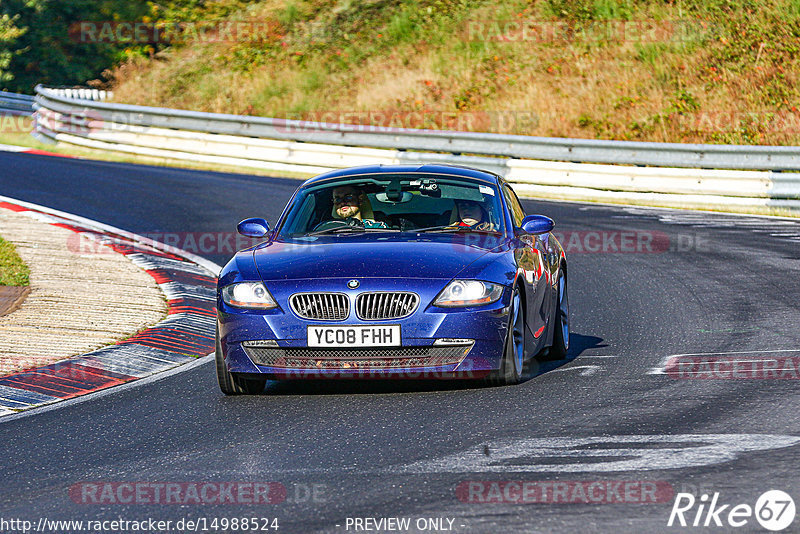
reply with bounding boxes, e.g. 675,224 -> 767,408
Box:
257,332 -> 606,395
524,333 -> 608,380
262,378 -> 483,395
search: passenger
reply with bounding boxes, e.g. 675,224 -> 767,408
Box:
331,185 -> 388,229
451,199 -> 496,231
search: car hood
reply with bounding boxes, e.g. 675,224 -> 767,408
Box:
253,234 -> 507,281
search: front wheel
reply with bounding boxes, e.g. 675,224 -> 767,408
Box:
216,327 -> 267,395
487,287 -> 525,386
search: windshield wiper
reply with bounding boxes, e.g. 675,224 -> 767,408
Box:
413,225 -> 500,234
306,225 -> 366,236
306,225 -> 400,236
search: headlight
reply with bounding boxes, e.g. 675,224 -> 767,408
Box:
434,280 -> 504,307
221,282 -> 278,309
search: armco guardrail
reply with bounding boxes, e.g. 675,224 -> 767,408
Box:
32,85 -> 800,171
0,91 -> 35,116
37,87 -> 112,101
32,85 -> 800,212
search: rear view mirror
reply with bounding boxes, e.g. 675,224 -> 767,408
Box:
237,217 -> 270,238
520,215 -> 554,235
375,192 -> 413,203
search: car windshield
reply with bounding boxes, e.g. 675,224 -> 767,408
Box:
277,173 -> 505,238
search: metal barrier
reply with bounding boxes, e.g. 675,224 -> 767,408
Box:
37,87 -> 112,102
0,91 -> 35,116
1,87 -> 108,119
31,85 -> 800,212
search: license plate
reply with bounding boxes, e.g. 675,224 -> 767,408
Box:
307,325 -> 401,348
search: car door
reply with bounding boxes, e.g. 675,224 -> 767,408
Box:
501,184 -> 550,346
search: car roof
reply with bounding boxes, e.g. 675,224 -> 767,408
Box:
300,164 -> 503,187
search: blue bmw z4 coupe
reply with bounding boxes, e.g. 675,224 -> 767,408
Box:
216,164 -> 568,394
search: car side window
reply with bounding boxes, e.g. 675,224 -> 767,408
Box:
502,184 -> 526,227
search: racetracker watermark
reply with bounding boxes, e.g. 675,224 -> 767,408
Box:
67,232 -> 263,256
68,482 -> 327,506
2,359 -> 126,382
0,113 -> 32,133
553,231 -> 709,253
456,480 -> 674,504
665,355 -> 800,379
272,110 -> 540,134
462,19 -> 714,43
34,107 -> 560,135
554,230 -> 668,254
69,482 -> 288,505
65,228 -> 711,258
69,21 -> 280,44
268,359 -> 491,380
451,230 -> 709,255
673,110 -> 800,135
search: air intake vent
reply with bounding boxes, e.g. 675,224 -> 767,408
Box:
290,293 -> 349,321
355,292 -> 419,320
243,344 -> 472,369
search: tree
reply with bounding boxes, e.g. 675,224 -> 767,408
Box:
0,0 -> 254,93
0,0 -> 150,93
0,13 -> 26,87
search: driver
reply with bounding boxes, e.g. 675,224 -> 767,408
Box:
451,199 -> 496,231
331,185 -> 388,229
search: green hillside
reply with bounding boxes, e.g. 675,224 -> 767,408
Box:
22,0 -> 800,144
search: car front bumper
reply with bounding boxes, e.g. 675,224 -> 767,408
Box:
218,280 -> 512,380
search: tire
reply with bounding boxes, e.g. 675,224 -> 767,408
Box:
545,268 -> 569,360
488,287 -> 525,386
216,326 -> 267,395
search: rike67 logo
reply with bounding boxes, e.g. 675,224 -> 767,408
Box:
668,490 -> 796,531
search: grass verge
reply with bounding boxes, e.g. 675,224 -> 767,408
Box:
0,237 -> 30,286
106,0 -> 800,145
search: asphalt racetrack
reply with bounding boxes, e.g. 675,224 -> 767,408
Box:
1,152 -> 799,533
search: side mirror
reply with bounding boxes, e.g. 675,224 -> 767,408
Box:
520,215 -> 554,235
237,217 -> 270,238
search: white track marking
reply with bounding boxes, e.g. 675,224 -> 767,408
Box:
393,434 -> 800,474
671,349 -> 800,357
0,143 -> 32,152
127,253 -> 211,275
549,364 -> 604,376
647,355 -> 675,375
647,349 -> 800,374
74,345 -> 193,377
551,198 -> 800,222
158,281 -> 216,301
618,207 -> 800,244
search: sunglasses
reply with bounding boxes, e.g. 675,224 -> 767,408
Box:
333,193 -> 359,205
